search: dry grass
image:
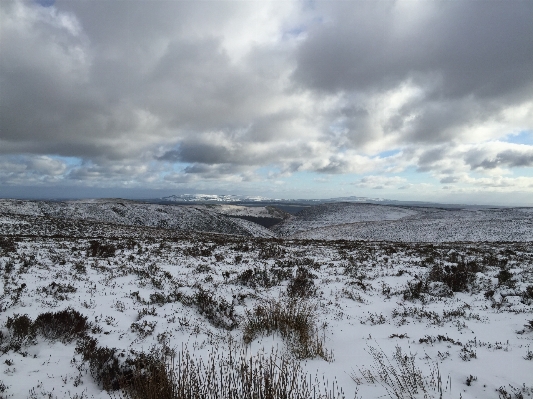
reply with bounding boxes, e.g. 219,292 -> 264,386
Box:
351,345 -> 449,399
243,299 -> 332,361
99,344 -> 346,399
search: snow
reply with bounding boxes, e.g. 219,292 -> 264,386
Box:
0,199 -> 274,238
161,194 -> 272,202
274,203 -> 533,242
196,204 -> 288,219
0,200 -> 532,398
273,203 -> 418,237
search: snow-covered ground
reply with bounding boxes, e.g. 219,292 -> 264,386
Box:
2,199 -> 532,242
273,203 -> 419,237
195,204 -> 288,219
0,199 -> 275,238
274,203 -> 533,242
1,210 -> 532,398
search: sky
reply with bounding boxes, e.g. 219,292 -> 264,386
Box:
1,0 -> 532,205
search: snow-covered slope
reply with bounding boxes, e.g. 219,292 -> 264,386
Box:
198,204 -> 289,219
273,202 -> 419,237
0,199 -> 274,238
2,199 -> 532,242
273,203 -> 533,242
228,217 -> 278,238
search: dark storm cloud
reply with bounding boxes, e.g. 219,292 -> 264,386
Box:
407,146 -> 449,173
158,137 -> 327,171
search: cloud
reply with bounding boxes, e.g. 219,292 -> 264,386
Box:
465,146 -> 533,170
355,175 -> 407,190
294,2 -> 533,98
293,1 -> 533,148
0,0 -> 532,202
0,155 -> 68,185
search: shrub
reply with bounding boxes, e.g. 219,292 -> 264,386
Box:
88,240 -> 116,258
243,299 -> 331,360
73,261 -> 87,274
76,336 -> 122,390
496,384 -> 531,399
137,307 -> 157,321
3,259 -> 15,275
130,320 -> 157,339
497,269 -> 514,287
427,259 -> 480,292
236,266 -> 293,289
150,292 -> 174,305
0,380 -> 7,393
485,290 -> 495,299
403,279 -> 425,301
33,308 -> 89,342
258,243 -> 285,259
112,350 -> 174,398
182,245 -> 214,257
466,375 -> 477,386
0,237 -> 16,254
459,345 -> 477,361
287,267 -> 316,298
37,282 -> 77,300
237,267 -> 271,288
192,288 -> 237,330
3,309 -> 90,352
6,314 -> 34,342
524,346 -> 533,361
1,308 -> 91,356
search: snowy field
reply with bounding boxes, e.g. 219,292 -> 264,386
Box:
274,203 -> 533,242
0,201 -> 532,399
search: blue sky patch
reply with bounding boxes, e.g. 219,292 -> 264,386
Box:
377,149 -> 401,158
504,131 -> 533,145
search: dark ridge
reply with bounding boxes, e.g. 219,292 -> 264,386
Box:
228,215 -> 285,228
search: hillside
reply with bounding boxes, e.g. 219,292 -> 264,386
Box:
273,202 -> 418,237
0,199 -> 275,238
2,199 -> 532,243
274,203 -> 533,242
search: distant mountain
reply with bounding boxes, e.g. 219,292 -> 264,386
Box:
161,194 -> 272,203
160,194 -> 386,204
158,194 -> 504,209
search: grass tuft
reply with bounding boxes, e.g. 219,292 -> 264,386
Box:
113,345 -> 344,399
352,345 -> 448,399
243,299 -> 332,361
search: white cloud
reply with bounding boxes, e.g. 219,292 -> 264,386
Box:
1,0 -> 532,203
